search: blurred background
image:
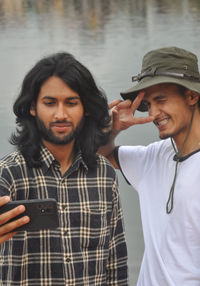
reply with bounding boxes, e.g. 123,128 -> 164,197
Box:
0,0 -> 200,284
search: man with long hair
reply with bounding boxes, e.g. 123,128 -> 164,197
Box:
99,47 -> 200,286
0,52 -> 128,285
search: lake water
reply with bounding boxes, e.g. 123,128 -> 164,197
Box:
1,0 -> 200,285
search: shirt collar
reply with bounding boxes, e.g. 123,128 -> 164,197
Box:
39,145 -> 88,174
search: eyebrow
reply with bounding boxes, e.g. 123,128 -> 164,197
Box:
144,94 -> 167,102
153,94 -> 167,101
41,95 -> 81,100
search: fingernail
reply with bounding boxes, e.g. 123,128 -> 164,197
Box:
22,216 -> 29,223
3,196 -> 10,203
18,205 -> 25,211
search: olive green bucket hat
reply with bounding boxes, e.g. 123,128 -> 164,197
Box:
120,46 -> 200,112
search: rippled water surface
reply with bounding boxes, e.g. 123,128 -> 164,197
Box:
1,0 -> 200,284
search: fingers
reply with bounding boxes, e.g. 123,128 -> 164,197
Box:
0,197 -> 30,243
109,99 -> 132,110
112,107 -> 119,121
109,99 -> 122,109
110,92 -> 145,114
130,91 -> 145,112
0,231 -> 17,244
134,115 -> 154,125
0,204 -> 26,226
0,214 -> 30,237
108,92 -> 154,128
0,196 -> 10,207
116,99 -> 132,109
111,108 -> 121,132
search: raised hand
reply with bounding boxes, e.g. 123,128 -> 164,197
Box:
110,92 -> 154,132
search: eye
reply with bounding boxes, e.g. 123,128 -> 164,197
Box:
44,101 -> 55,106
156,95 -> 167,104
157,98 -> 166,104
67,101 -> 77,105
66,99 -> 80,106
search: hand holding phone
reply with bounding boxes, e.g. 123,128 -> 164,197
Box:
0,198 -> 59,232
0,196 -> 30,244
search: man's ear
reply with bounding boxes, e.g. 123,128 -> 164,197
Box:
30,101 -> 36,117
185,89 -> 200,106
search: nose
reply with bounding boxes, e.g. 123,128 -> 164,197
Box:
148,104 -> 160,118
54,103 -> 67,121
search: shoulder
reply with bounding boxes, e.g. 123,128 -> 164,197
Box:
118,138 -> 172,157
0,150 -> 26,172
96,153 -> 116,170
117,139 -> 173,176
148,138 -> 173,157
0,151 -> 26,188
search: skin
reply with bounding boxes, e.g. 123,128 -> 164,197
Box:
98,83 -> 200,168
0,196 -> 29,244
0,76 -> 84,243
143,84 -> 199,147
30,76 -> 84,174
99,92 -> 154,168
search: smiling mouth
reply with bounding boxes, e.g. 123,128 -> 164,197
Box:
154,118 -> 169,127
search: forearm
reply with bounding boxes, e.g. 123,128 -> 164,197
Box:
98,130 -> 120,169
98,129 -> 119,156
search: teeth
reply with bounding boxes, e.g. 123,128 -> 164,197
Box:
157,119 -> 168,126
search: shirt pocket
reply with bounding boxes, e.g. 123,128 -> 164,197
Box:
79,206 -> 111,249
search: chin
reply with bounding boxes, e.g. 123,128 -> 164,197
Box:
159,133 -> 171,140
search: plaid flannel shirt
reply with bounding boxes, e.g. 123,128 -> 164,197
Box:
0,146 -> 128,286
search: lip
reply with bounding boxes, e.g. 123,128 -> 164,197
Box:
154,117 -> 169,129
51,122 -> 72,132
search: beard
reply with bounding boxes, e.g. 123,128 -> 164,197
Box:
159,128 -> 185,140
35,115 -> 84,145
159,133 -> 170,140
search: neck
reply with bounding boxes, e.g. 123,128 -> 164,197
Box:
42,140 -> 75,174
174,137 -> 200,158
173,108 -> 200,157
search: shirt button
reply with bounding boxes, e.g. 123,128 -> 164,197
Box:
66,257 -> 71,263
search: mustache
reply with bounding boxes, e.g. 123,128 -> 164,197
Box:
50,120 -> 73,126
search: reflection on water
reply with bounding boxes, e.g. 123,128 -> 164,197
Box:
1,0 -> 200,20
1,0 -> 200,36
1,0 -> 200,285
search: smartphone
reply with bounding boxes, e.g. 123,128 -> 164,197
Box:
0,198 -> 59,231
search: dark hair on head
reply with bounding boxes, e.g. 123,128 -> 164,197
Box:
10,52 -> 111,168
176,84 -> 200,109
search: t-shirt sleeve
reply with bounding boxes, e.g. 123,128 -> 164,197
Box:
116,144 -> 155,190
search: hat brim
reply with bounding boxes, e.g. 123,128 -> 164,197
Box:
120,76 -> 200,112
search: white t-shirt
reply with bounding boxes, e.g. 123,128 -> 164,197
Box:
117,138 -> 200,286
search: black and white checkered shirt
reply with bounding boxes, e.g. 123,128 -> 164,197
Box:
0,146 -> 128,285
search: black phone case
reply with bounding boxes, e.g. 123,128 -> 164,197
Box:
0,199 -> 59,231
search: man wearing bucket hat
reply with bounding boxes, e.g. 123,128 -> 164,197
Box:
99,46 -> 200,286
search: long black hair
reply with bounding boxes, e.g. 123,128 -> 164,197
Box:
10,52 -> 111,168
